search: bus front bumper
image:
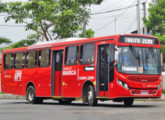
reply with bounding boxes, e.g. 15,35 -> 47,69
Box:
111,84 -> 162,99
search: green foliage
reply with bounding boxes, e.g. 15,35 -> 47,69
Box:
78,0 -> 104,6
155,34 -> 165,44
8,34 -> 38,49
8,39 -> 35,48
0,37 -> 11,45
79,29 -> 95,38
0,92 -> 5,94
144,0 -> 165,35
0,0 -> 103,41
0,37 -> 12,51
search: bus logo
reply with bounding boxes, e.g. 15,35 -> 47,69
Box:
14,70 -> 22,81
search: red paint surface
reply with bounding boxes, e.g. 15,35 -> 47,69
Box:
1,34 -> 162,99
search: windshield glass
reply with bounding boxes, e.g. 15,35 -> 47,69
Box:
117,46 -> 161,75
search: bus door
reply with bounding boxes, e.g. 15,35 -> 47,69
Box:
51,50 -> 63,96
97,44 -> 114,97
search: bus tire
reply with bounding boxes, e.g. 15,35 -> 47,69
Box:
26,86 -> 43,104
124,98 -> 134,107
87,85 -> 97,106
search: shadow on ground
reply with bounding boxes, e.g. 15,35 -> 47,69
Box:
6,101 -> 157,108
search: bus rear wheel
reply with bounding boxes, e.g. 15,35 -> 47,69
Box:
26,86 -> 43,104
87,85 -> 97,106
124,98 -> 134,106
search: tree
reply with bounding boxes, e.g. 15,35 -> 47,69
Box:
143,0 -> 165,35
0,0 -> 103,41
0,37 -> 11,45
7,34 -> 38,49
155,34 -> 165,44
79,29 -> 95,38
0,37 -> 12,50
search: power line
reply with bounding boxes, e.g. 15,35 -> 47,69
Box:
92,0 -> 132,14
94,0 -> 135,32
91,4 -> 137,15
126,18 -> 137,33
95,19 -> 115,31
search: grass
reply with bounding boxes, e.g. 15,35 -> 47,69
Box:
162,91 -> 165,94
0,92 -> 5,94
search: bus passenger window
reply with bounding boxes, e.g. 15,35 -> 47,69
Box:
65,46 -> 78,65
38,49 -> 50,67
80,44 -> 95,64
4,53 -> 14,69
15,52 -> 25,69
27,51 -> 37,68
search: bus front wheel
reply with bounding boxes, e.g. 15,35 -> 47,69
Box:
124,98 -> 134,106
26,86 -> 43,104
87,85 -> 97,106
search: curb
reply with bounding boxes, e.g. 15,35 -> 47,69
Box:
0,94 -> 25,99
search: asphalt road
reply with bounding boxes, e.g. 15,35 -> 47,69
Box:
0,99 -> 165,120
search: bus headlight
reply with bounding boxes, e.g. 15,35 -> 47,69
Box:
117,79 -> 129,90
157,83 -> 161,90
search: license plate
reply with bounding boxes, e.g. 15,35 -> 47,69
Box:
141,91 -> 148,95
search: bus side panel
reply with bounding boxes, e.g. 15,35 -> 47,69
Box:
23,68 -> 38,96
35,67 -> 51,97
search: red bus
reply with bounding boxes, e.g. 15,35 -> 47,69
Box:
1,34 -> 162,106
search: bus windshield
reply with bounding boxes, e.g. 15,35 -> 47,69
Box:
117,46 -> 161,75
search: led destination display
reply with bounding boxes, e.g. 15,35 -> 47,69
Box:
119,36 -> 159,45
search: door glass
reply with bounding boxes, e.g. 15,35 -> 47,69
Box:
55,51 -> 63,71
99,44 -> 115,91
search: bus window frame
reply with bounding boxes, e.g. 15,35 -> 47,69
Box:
26,50 -> 38,69
80,43 -> 95,65
38,49 -> 51,68
65,45 -> 79,66
3,52 -> 14,70
14,51 -> 26,69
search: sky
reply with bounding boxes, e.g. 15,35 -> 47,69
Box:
0,0 -> 152,43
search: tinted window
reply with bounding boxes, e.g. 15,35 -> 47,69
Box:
38,49 -> 50,67
80,44 -> 95,64
55,51 -> 63,71
65,46 -> 78,65
15,52 -> 25,69
27,51 -> 37,68
4,53 -> 14,69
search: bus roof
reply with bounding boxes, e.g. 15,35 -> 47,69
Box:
2,34 -> 159,53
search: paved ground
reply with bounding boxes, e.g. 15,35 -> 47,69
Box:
0,99 -> 165,120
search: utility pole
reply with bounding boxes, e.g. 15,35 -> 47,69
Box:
113,16 -> 117,34
115,18 -> 117,34
82,16 -> 87,38
143,2 -> 147,35
137,0 -> 141,34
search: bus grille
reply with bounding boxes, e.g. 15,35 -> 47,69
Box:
127,76 -> 159,83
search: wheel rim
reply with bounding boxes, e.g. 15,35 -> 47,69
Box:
88,87 -> 93,102
28,88 -> 34,102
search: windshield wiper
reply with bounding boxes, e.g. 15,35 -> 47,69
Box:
129,45 -> 138,59
129,45 -> 140,66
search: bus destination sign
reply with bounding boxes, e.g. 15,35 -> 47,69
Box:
120,36 -> 159,45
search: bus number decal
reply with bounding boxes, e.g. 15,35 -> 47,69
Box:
14,70 -> 22,81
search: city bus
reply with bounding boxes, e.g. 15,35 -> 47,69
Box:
0,34 -> 162,106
